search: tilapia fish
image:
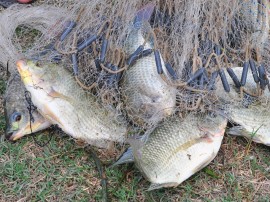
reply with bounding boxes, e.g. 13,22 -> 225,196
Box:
117,113 -> 227,190
122,5 -> 177,127
215,66 -> 270,145
4,73 -> 51,140
17,60 -> 127,148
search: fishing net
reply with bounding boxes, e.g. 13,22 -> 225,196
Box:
21,0 -> 205,129
0,0 -> 270,145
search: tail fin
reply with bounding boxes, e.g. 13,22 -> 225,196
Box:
133,3 -> 155,28
112,147 -> 134,166
112,132 -> 151,166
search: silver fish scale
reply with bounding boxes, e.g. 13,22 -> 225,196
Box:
133,114 -> 226,184
139,117 -> 199,173
36,64 -> 127,148
229,103 -> 270,139
122,25 -> 176,126
227,100 -> 270,146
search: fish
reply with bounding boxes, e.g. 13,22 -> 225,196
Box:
121,4 -> 177,127
226,103 -> 270,146
16,59 -> 127,149
4,73 -> 51,141
115,113 -> 227,190
215,66 -> 270,146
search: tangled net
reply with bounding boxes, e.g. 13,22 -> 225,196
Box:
0,0 -> 269,137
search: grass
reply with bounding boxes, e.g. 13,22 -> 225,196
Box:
14,26 -> 42,52
1,76 -> 270,201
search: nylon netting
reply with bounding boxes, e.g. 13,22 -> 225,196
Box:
0,0 -> 269,147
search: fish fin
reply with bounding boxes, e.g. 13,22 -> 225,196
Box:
128,136 -> 145,149
133,3 -> 155,28
48,87 -> 72,102
192,151 -> 217,174
112,148 -> 134,167
148,182 -> 179,191
227,126 -> 245,136
227,126 -> 267,145
111,133 -> 151,167
127,133 -> 151,161
42,104 -> 64,127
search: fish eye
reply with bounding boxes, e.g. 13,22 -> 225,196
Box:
11,112 -> 22,122
35,61 -> 41,67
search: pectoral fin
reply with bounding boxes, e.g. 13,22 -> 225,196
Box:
48,87 -> 72,102
192,151 -> 216,174
42,104 -> 64,127
227,126 -> 245,136
148,182 -> 179,191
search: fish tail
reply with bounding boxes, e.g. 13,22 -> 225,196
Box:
133,3 -> 155,28
112,132 -> 150,167
111,147 -> 134,166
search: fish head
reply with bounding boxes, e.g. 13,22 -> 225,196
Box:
16,59 -> 47,87
4,95 -> 51,141
4,72 -> 51,141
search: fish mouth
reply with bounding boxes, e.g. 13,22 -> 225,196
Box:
16,59 -> 34,85
16,59 -> 27,71
9,119 -> 51,141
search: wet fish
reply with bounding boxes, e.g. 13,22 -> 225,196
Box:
4,73 -> 51,141
16,60 -> 127,149
227,102 -> 270,146
122,4 -> 177,127
116,113 -> 227,190
215,66 -> 270,145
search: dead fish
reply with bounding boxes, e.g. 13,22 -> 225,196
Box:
115,113 -> 227,190
227,103 -> 270,145
16,59 -> 127,149
215,66 -> 270,146
4,73 -> 51,141
122,4 -> 177,127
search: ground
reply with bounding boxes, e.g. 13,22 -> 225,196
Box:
0,75 -> 270,201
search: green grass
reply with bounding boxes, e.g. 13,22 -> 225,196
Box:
1,76 -> 270,201
14,26 -> 42,52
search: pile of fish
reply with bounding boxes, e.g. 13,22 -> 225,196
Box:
2,2 -> 270,191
